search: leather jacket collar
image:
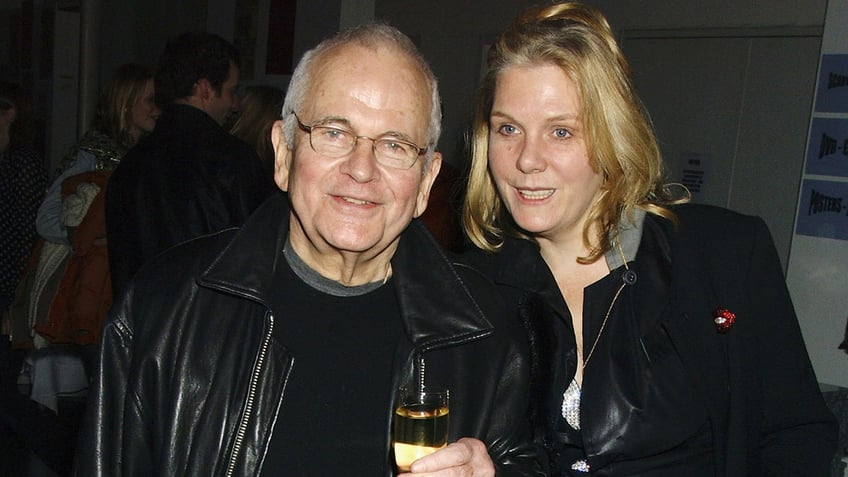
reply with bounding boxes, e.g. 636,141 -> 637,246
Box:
487,214 -> 676,333
494,214 -> 717,469
198,193 -> 494,349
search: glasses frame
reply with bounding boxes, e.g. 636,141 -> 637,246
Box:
291,112 -> 427,170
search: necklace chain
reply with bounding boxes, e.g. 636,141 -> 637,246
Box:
582,282 -> 625,369
581,238 -> 629,369
562,239 -> 631,438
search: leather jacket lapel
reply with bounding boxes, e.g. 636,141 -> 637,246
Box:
199,194 -> 494,348
392,220 -> 494,350
198,194 -> 289,304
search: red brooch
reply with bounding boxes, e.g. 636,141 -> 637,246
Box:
713,308 -> 735,333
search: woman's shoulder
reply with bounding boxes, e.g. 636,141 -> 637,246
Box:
664,203 -> 767,245
76,129 -> 126,167
459,237 -> 557,304
656,203 -> 772,270
461,236 -> 542,277
671,203 -> 762,228
460,246 -> 500,279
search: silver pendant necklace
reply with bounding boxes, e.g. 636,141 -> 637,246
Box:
560,238 -> 630,430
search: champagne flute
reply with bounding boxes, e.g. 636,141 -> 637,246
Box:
392,385 -> 449,472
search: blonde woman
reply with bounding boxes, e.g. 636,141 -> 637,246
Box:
227,84 -> 285,177
463,3 -> 837,475
36,63 -> 158,244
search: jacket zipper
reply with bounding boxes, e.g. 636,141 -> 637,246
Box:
225,310 -> 275,477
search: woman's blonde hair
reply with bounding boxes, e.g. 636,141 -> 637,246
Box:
229,84 -> 285,175
94,63 -> 154,148
463,2 -> 686,260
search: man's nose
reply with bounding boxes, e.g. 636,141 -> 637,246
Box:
340,139 -> 379,182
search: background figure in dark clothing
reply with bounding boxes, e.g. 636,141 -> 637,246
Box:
106,32 -> 276,298
226,84 -> 285,178
0,83 -> 46,316
0,83 -> 68,476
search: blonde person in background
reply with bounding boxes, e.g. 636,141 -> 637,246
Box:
227,84 -> 285,178
462,2 -> 837,476
36,63 -> 158,245
105,33 -> 277,299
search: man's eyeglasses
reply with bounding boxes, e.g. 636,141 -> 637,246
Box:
292,112 -> 427,170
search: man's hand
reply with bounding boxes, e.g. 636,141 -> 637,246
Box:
398,437 -> 495,476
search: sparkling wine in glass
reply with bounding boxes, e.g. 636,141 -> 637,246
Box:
392,386 -> 449,472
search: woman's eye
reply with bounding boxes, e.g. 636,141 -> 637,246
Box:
553,128 -> 571,139
497,124 -> 519,135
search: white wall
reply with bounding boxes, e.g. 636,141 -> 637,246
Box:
787,0 -> 848,388
622,32 -> 821,270
375,0 -> 827,164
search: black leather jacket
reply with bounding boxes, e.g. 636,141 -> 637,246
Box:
75,194 -> 546,476
465,204 -> 837,476
106,104 -> 276,298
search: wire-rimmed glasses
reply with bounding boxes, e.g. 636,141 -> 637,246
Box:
292,112 -> 427,169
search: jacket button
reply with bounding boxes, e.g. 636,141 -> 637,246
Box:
622,270 -> 637,285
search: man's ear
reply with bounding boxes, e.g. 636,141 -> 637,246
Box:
271,119 -> 292,191
196,78 -> 213,100
413,151 -> 442,219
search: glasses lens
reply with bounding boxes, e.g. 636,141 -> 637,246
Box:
306,123 -> 421,169
374,139 -> 418,169
310,126 -> 354,157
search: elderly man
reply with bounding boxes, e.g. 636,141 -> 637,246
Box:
74,24 -> 544,476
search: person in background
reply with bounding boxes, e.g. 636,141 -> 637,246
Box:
462,2 -> 837,476
75,23 -> 544,476
106,32 -> 276,299
36,63 -> 157,245
0,82 -> 53,477
0,67 -> 155,477
17,63 -> 157,361
227,84 -> 285,177
0,83 -> 46,317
